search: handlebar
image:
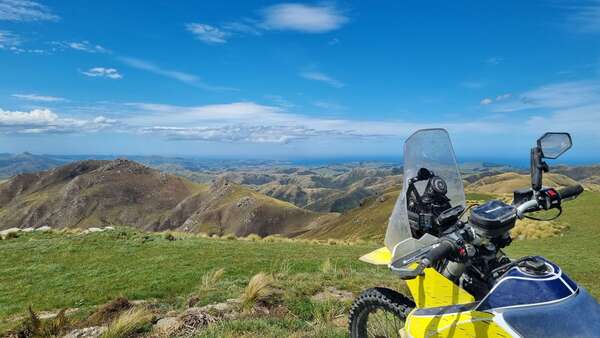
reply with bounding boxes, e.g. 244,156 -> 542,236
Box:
558,184 -> 584,201
516,184 -> 584,219
424,240 -> 455,265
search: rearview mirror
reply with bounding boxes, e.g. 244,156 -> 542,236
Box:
537,132 -> 572,159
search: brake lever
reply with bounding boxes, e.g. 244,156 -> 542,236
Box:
389,260 -> 429,280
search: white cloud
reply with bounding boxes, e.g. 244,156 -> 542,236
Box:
494,81 -> 600,112
0,0 -> 59,21
566,1 -> 600,33
118,56 -> 235,91
57,40 -> 108,53
12,93 -> 67,102
0,107 -> 117,134
185,23 -> 228,44
123,101 -> 519,145
81,67 -> 123,79
261,3 -> 348,33
300,71 -> 344,88
480,98 -> 493,105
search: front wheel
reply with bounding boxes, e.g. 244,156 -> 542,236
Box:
348,287 -> 414,338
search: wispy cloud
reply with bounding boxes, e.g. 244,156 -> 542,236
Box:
118,56 -> 235,91
52,40 -> 109,53
493,81 -> 600,112
0,30 -> 44,54
300,71 -> 344,88
122,101 -> 514,144
12,93 -> 67,102
566,0 -> 600,33
81,67 -> 123,79
186,3 -> 347,44
313,100 -> 345,110
261,3 -> 348,33
480,93 -> 511,105
185,23 -> 229,44
0,0 -> 59,21
0,107 -> 117,134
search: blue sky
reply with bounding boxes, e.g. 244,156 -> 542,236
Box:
0,1 -> 599,161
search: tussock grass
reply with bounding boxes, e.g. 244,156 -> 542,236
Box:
240,273 -> 277,311
223,233 -> 237,240
12,307 -> 70,337
87,297 -> 132,326
244,234 -> 261,241
511,219 -> 568,240
99,307 -> 153,338
200,268 -> 226,290
321,258 -> 336,274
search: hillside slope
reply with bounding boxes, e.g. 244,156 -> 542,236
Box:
0,160 -> 330,237
300,188 -> 400,240
466,172 -> 577,194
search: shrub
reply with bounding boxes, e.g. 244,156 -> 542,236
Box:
100,307 -> 153,338
239,273 -> 277,311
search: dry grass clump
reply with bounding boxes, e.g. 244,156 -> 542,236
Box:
239,273 -> 278,311
99,307 -> 153,338
222,233 -> 237,240
87,297 -> 132,325
263,234 -> 284,242
11,307 -> 70,337
244,234 -> 262,241
200,268 -> 226,290
511,219 -> 568,240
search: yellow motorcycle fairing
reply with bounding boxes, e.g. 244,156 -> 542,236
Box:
405,265 -> 475,308
404,267 -> 513,337
406,310 -> 511,338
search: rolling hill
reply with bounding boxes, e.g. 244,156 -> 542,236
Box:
0,159 -> 331,237
465,172 -> 578,194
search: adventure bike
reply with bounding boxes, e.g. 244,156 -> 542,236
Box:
348,128 -> 600,338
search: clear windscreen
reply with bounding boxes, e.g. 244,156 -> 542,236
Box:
384,128 -> 465,251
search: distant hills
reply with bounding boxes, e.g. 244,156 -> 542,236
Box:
0,159 -> 332,237
0,154 -> 598,240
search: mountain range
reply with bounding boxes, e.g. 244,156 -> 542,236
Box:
1,156 -> 598,240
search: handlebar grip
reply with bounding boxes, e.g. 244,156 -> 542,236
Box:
424,240 -> 454,265
558,184 -> 584,201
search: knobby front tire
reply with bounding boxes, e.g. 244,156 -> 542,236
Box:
348,287 -> 414,338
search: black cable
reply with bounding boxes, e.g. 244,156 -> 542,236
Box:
523,207 -> 562,221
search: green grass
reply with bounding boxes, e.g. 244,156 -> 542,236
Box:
0,230 -> 404,334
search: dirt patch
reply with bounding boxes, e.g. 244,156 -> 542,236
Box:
311,287 -> 354,303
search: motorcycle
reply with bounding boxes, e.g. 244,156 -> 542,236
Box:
349,128 -> 600,338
